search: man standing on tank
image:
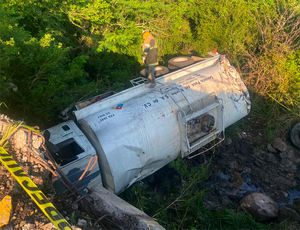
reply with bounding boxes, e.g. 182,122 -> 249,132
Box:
143,39 -> 158,87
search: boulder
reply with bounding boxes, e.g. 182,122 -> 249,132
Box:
240,192 -> 278,221
272,138 -> 287,152
77,219 -> 87,228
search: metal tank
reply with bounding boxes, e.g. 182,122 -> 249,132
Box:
72,54 -> 251,194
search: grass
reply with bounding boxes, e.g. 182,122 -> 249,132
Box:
0,122 -> 23,148
121,159 -> 266,230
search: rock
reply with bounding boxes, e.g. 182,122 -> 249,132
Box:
21,223 -> 35,230
77,219 -> 87,228
71,226 -> 82,230
40,223 -> 54,230
217,172 -> 230,181
272,138 -> 287,152
278,206 -> 300,222
224,137 -> 233,146
281,191 -> 288,198
242,167 -> 251,174
238,132 -> 247,139
240,193 -> 278,222
72,202 -> 79,210
267,144 -> 277,153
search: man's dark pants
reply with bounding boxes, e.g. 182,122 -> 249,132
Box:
146,65 -> 156,84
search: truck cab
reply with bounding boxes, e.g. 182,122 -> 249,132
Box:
44,121 -> 102,194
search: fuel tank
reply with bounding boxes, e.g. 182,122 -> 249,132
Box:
73,55 -> 251,193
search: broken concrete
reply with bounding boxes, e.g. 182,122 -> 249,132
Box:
83,185 -> 165,230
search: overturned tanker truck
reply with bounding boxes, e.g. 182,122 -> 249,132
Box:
44,54 -> 251,195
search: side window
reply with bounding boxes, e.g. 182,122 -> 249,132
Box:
53,138 -> 84,166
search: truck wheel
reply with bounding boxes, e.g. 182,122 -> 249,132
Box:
140,66 -> 169,77
290,122 -> 300,149
168,56 -> 195,70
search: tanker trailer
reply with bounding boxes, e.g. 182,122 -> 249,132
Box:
44,54 -> 251,194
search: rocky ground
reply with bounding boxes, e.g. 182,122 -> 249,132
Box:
202,131 -> 300,226
0,165 -> 53,230
0,116 -> 53,229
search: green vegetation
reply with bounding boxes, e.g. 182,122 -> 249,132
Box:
122,159 -> 266,229
0,0 -> 299,228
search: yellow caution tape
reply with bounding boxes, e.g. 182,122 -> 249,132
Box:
0,146 -> 72,230
21,124 -> 41,134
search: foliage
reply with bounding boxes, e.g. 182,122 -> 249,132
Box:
67,0 -> 194,60
0,19 -> 95,123
188,0 -> 258,62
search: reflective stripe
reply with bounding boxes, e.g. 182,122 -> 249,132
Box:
0,147 -> 72,230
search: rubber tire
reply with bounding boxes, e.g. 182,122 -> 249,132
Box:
168,56 -> 195,70
140,65 -> 169,77
191,56 -> 205,62
290,122 -> 300,149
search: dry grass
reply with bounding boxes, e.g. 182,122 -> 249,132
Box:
243,2 -> 300,108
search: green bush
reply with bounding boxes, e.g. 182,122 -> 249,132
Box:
0,7 -> 94,123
